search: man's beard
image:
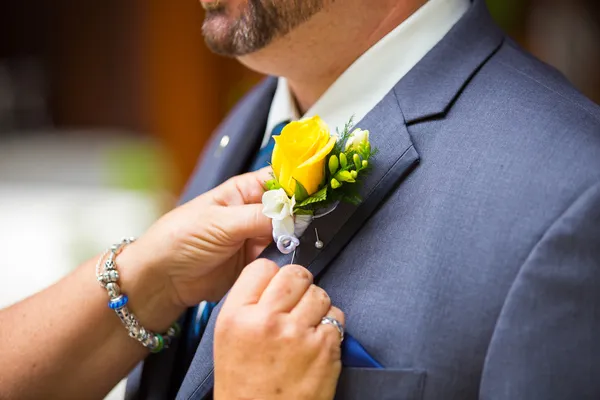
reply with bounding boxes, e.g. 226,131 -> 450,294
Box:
202,0 -> 327,57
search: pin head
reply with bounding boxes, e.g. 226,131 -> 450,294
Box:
219,135 -> 230,148
314,228 -> 324,249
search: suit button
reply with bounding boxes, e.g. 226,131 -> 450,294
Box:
219,135 -> 230,148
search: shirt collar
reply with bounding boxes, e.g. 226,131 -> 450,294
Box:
263,0 -> 470,147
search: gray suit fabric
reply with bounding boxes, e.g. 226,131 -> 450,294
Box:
127,0 -> 600,398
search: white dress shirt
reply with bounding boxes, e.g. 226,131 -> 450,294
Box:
261,0 -> 470,147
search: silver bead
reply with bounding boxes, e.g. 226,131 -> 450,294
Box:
125,316 -> 137,328
103,270 -> 119,283
127,313 -> 137,326
142,333 -> 155,348
128,323 -> 141,338
136,327 -> 148,341
116,308 -> 130,324
106,282 -> 120,297
150,335 -> 160,350
104,259 -> 115,270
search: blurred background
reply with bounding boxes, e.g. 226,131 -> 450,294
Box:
0,0 -> 598,398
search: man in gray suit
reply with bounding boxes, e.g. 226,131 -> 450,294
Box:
128,0 -> 600,398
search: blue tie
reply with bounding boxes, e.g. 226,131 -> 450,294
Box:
248,121 -> 283,171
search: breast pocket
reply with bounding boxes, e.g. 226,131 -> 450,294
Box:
335,368 -> 426,400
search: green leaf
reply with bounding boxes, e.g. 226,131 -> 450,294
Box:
297,186 -> 328,207
293,208 -> 314,216
265,179 -> 282,191
294,180 -> 309,202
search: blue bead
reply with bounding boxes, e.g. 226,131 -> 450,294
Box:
108,294 -> 128,309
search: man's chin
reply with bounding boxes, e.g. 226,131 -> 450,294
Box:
202,18 -> 237,56
203,24 -> 268,57
201,1 -> 276,57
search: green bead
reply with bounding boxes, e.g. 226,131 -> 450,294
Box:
151,334 -> 165,353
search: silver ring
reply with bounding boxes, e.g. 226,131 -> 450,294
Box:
320,317 -> 344,342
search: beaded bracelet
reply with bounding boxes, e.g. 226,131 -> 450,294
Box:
96,238 -> 180,353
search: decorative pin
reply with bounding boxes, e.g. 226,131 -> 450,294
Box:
314,228 -> 324,249
215,135 -> 230,158
219,135 -> 230,148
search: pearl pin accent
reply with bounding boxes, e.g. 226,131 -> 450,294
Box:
315,228 -> 324,249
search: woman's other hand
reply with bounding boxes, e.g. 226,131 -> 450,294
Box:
215,259 -> 345,400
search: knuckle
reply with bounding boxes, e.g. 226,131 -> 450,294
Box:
280,323 -> 302,343
254,311 -> 279,335
329,306 -> 345,326
281,264 -> 313,282
224,174 -> 243,190
215,311 -> 237,335
313,325 -> 336,350
215,178 -> 238,203
259,258 -> 280,274
310,285 -> 331,306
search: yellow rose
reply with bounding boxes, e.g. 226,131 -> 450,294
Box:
271,116 -> 337,197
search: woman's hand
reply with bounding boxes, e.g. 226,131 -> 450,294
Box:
117,168 -> 273,329
214,259 -> 345,400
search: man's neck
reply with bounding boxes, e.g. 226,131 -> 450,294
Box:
237,0 -> 427,113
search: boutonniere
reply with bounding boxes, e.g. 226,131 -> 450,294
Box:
262,115 -> 375,254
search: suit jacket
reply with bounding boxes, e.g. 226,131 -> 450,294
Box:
127,0 -> 600,398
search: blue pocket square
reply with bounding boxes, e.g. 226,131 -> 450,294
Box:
342,333 -> 383,369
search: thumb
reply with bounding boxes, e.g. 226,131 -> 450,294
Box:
222,203 -> 272,242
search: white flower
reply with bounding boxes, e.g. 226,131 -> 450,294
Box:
273,217 -> 296,240
262,189 -> 295,220
345,128 -> 370,151
262,189 -> 296,239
